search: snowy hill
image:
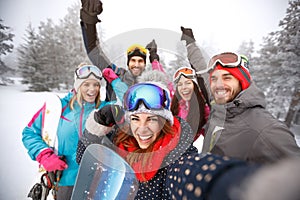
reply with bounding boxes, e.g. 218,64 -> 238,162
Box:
0,81 -> 66,199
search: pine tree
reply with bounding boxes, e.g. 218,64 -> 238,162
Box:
56,2 -> 87,90
0,19 -> 15,84
253,0 -> 300,122
277,0 -> 300,126
17,2 -> 87,91
18,24 -> 50,91
237,40 -> 255,62
37,19 -> 63,90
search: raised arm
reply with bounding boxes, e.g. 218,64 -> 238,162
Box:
80,0 -> 111,71
180,26 -> 211,102
180,26 -> 207,73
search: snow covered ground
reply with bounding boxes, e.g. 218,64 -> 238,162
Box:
0,81 -> 66,200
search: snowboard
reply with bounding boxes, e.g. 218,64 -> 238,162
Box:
42,92 -> 62,152
71,144 -> 138,200
28,93 -> 62,200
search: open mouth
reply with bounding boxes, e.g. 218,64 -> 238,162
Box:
86,93 -> 97,97
131,68 -> 141,73
180,90 -> 192,99
138,134 -> 153,141
181,90 -> 190,95
214,89 -> 228,98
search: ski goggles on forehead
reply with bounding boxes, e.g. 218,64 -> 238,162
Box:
75,65 -> 102,79
124,83 -> 170,111
207,52 -> 242,71
127,45 -> 147,56
173,67 -> 196,83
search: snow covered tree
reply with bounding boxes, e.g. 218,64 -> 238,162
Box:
237,40 -> 255,62
18,24 -> 50,91
277,0 -> 300,126
37,19 -> 64,90
252,0 -> 300,123
0,19 -> 15,85
17,2 -> 87,91
256,32 -> 281,67
252,32 -> 283,117
36,2 -> 87,91
0,19 -> 14,66
55,2 -> 87,90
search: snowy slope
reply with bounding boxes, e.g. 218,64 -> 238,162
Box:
0,82 -> 66,199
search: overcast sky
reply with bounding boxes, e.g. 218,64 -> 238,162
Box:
1,0 -> 289,54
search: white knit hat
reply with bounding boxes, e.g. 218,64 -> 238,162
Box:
74,64 -> 102,92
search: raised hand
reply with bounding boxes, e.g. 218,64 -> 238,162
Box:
80,0 -> 103,24
94,105 -> 125,127
180,26 -> 196,45
145,39 -> 160,62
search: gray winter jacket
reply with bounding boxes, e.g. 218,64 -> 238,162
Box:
202,83 -> 300,163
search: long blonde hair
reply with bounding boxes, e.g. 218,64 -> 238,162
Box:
69,88 -> 101,110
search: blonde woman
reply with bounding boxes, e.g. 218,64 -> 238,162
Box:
22,64 -> 111,200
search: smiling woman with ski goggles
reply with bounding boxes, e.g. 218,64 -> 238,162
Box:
124,83 -> 171,111
75,65 -> 102,80
173,67 -> 196,83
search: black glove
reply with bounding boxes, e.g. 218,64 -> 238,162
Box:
94,105 -> 125,127
145,39 -> 160,63
80,0 -> 103,24
180,26 -> 196,45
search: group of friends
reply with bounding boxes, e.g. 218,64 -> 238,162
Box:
22,0 -> 300,199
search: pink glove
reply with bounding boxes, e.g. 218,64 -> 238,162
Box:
103,68 -> 118,83
36,148 -> 68,172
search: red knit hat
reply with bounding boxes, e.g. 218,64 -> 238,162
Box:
212,63 -> 252,90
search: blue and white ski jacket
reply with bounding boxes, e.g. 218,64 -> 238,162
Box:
22,91 -> 110,186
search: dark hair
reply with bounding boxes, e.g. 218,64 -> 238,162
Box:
171,82 -> 206,139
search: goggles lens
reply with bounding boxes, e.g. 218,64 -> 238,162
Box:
124,83 -> 170,111
173,67 -> 196,83
75,65 -> 102,79
208,52 -> 241,71
127,45 -> 147,56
